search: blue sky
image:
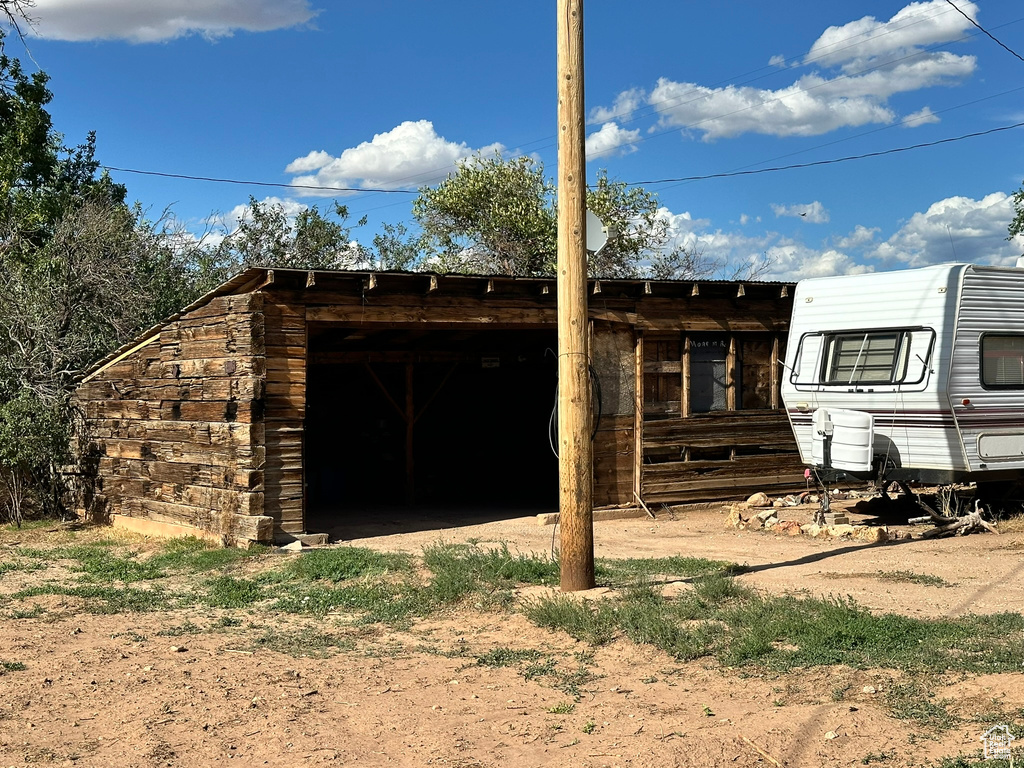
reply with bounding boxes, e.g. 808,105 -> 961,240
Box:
7,0 -> 1024,280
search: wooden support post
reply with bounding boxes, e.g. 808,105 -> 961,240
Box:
405,362 -> 415,506
557,0 -> 594,592
682,334 -> 692,418
633,331 -> 644,501
727,336 -> 737,411
771,335 -> 780,410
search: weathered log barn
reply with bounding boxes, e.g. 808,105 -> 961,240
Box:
73,268 -> 802,544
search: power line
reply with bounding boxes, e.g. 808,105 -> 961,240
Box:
101,166 -> 418,195
625,121 -> 1024,186
944,0 -> 1024,63
104,120 -> 1024,202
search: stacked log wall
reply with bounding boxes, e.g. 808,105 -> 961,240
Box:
260,288 -> 307,535
74,293 -> 272,544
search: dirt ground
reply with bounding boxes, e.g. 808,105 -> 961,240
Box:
2,501 -> 1023,768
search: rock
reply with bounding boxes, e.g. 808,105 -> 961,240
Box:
801,523 -> 823,537
826,524 -> 856,538
763,517 -> 777,530
746,492 -> 771,508
725,508 -> 746,529
280,540 -> 303,552
824,730 -> 839,740
862,685 -> 877,694
775,520 -> 803,536
854,526 -> 889,544
755,509 -> 778,523
740,516 -> 763,530
773,499 -> 785,507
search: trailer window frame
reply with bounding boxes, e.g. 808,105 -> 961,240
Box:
788,326 -> 934,389
980,333 -> 1024,389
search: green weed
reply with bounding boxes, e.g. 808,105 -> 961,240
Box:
524,595 -> 617,645
884,682 -> 959,730
548,701 -> 576,714
17,544 -> 163,582
284,547 -> 411,582
149,537 -> 264,573
876,571 -> 953,588
8,604 -> 45,619
475,647 -> 542,668
0,660 -> 26,674
202,576 -> 264,609
251,627 -> 355,658
12,584 -> 169,613
596,555 -> 740,586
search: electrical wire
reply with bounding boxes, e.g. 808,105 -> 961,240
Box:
102,7 -> 1022,208
944,0 -> 1024,64
101,165 -> 418,195
624,120 -> 1024,187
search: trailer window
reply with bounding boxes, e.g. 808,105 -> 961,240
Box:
822,332 -> 908,384
982,335 -> 1024,387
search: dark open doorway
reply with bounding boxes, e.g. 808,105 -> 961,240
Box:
305,325 -> 559,531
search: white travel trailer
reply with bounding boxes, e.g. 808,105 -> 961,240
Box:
781,263 -> 1024,513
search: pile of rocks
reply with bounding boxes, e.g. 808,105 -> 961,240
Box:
724,492 -> 896,543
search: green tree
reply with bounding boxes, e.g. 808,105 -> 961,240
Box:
413,153 -> 558,276
411,152 -> 770,279
0,33 -> 198,522
214,196 -> 368,273
1010,182 -> 1024,243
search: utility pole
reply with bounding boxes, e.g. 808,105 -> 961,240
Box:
556,0 -> 595,592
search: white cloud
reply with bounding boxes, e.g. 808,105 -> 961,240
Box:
285,150 -> 333,174
286,120 -> 504,196
596,0 -> 974,141
585,122 -> 641,159
589,88 -> 646,124
901,106 -> 940,128
868,192 -> 1024,267
768,54 -> 787,68
805,0 -> 978,71
767,244 -> 873,282
834,225 -> 880,249
26,0 -> 317,43
771,201 -> 830,223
